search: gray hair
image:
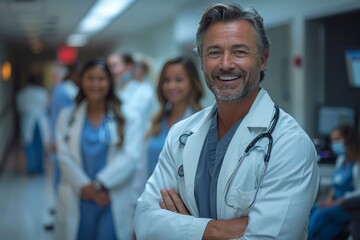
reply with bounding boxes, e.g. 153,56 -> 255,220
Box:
196,3 -> 270,81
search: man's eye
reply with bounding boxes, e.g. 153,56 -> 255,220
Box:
234,50 -> 247,57
208,51 -> 220,57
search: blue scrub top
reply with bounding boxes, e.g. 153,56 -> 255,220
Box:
50,82 -> 75,140
194,110 -> 242,218
81,115 -> 109,180
147,109 -> 195,176
78,115 -> 116,240
147,118 -> 169,176
332,159 -> 355,199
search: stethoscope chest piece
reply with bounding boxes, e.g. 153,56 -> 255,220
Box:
178,165 -> 184,177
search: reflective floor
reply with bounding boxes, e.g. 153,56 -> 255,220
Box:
0,144 -> 54,240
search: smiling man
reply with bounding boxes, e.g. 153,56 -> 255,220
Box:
134,3 -> 320,239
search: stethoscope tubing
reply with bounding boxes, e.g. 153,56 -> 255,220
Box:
177,104 -> 279,212
224,104 -> 279,211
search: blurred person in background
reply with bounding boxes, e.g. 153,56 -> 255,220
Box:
54,58 -> 143,240
146,56 -> 204,176
107,51 -> 157,215
130,58 -> 157,208
50,62 -> 68,86
308,124 -> 360,240
133,59 -> 157,122
16,74 -> 50,174
44,62 -> 81,231
50,63 -> 81,194
106,51 -> 135,92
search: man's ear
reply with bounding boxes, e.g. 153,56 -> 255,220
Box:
261,51 -> 269,70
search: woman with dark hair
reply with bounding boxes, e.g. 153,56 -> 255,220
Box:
54,58 -> 143,240
308,124 -> 360,240
146,56 -> 204,176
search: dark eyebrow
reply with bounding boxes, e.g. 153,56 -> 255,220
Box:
232,44 -> 251,50
205,44 -> 252,52
205,45 -> 221,52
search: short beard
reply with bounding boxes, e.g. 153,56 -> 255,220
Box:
206,71 -> 259,103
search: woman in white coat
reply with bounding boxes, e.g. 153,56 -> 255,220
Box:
54,58 -> 142,240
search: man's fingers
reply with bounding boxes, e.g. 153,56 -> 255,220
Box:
160,189 -> 190,215
167,189 -> 190,215
160,189 -> 177,212
159,199 -> 166,209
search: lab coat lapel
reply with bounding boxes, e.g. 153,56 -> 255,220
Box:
182,107 -> 214,213
68,102 -> 87,165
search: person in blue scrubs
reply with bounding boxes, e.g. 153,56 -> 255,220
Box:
50,63 -> 80,193
308,125 -> 360,240
146,56 -> 205,176
54,58 -> 140,240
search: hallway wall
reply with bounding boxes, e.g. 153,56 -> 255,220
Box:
0,41 -> 16,168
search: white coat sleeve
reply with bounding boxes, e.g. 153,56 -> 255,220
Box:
134,125 -> 211,240
55,108 -> 90,192
242,130 -> 319,239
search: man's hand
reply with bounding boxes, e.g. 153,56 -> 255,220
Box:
159,188 -> 249,239
159,188 -> 190,215
203,217 -> 249,240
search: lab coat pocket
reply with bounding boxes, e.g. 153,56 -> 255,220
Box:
226,187 -> 256,211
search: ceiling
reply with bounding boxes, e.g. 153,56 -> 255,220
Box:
0,0 -> 196,58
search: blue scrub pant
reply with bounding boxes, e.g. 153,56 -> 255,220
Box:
308,204 -> 350,240
25,123 -> 44,174
77,199 -> 116,240
50,153 -> 61,194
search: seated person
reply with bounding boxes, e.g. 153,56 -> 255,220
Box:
308,124 -> 360,240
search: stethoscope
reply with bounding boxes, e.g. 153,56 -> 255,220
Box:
178,104 -> 279,211
224,104 -> 279,211
64,108 -> 114,145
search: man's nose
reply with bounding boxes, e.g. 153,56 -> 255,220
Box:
219,52 -> 235,70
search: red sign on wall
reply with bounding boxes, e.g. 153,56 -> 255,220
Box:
57,46 -> 78,64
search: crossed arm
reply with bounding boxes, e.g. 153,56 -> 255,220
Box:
160,188 -> 248,240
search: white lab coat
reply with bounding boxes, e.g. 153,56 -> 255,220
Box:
118,79 -> 156,209
54,101 -> 143,240
134,89 -> 320,240
16,84 -> 50,146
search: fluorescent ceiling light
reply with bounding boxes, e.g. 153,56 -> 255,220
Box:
77,0 -> 135,35
67,34 -> 89,47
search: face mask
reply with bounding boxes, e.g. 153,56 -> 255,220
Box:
122,71 -> 133,83
331,141 -> 346,156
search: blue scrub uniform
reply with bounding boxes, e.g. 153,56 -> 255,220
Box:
147,110 -> 196,176
147,118 -> 169,176
308,160 -> 354,240
26,122 -> 44,174
77,115 -> 116,240
50,83 -> 76,192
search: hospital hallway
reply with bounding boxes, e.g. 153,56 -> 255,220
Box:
0,141 -> 54,240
